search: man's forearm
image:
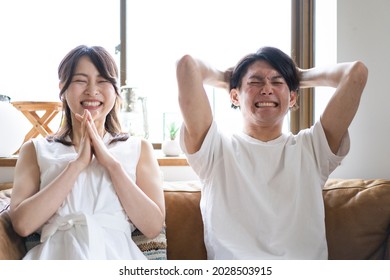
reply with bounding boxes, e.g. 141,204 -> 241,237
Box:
299,63 -> 355,89
196,59 -> 229,90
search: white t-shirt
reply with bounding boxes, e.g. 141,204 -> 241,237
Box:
180,121 -> 350,260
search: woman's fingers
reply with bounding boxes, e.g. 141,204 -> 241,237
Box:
81,111 -> 88,138
74,113 -> 83,122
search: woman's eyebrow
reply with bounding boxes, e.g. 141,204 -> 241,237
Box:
73,73 -> 105,79
73,73 -> 88,78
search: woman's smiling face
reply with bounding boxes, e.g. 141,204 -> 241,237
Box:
62,56 -> 117,123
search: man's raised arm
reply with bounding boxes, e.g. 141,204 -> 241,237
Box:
299,61 -> 368,153
176,55 -> 229,153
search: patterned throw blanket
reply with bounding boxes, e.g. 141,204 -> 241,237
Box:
0,189 -> 11,214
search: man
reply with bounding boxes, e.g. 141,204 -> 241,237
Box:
176,46 -> 368,259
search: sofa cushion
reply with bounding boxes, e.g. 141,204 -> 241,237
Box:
323,179 -> 390,259
0,189 -> 26,259
164,190 -> 207,259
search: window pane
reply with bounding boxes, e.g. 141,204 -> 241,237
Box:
126,0 -> 291,142
0,0 -> 119,103
314,0 -> 337,121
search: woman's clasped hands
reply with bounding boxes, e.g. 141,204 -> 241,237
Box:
74,109 -> 115,170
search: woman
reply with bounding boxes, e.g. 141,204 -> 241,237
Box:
10,45 -> 165,259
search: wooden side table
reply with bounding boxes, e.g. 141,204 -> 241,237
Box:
11,101 -> 63,145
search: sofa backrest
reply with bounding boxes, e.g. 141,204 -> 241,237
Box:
1,179 -> 390,260
323,179 -> 390,259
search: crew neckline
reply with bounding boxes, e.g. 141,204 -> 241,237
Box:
236,131 -> 290,145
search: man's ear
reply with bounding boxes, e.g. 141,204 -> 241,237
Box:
289,91 -> 297,108
230,88 -> 240,107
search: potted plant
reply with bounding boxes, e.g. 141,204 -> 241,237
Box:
162,122 -> 182,156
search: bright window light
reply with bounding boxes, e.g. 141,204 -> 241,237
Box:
314,0 -> 337,121
1,0 -> 296,143
0,0 -> 119,103
126,0 -> 291,141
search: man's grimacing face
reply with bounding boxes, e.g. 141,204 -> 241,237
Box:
230,60 -> 296,128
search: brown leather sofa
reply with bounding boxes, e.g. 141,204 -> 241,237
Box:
1,179 -> 390,260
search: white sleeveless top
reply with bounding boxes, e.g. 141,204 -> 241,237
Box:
23,134 -> 146,260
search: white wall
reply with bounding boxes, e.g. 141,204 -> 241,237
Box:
330,0 -> 390,179
0,167 -> 15,184
160,166 -> 199,182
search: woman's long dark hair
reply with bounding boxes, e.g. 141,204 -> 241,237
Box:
48,45 -> 128,145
